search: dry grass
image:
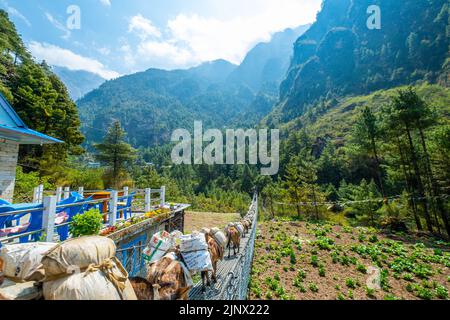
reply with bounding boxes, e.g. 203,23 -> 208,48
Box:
184,211 -> 241,233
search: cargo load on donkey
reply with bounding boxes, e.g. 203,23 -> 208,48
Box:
180,232 -> 213,274
143,231 -> 183,263
0,242 -> 56,282
42,236 -> 137,300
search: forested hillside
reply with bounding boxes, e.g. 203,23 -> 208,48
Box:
0,10 -> 84,173
265,0 -> 449,125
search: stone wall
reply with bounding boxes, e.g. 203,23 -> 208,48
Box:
0,140 -> 19,203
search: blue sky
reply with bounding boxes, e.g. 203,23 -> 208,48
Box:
0,0 -> 322,79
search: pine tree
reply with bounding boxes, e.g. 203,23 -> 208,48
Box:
95,121 -> 137,189
384,88 -> 434,233
353,106 -> 385,196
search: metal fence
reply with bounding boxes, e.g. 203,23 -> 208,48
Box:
214,193 -> 258,300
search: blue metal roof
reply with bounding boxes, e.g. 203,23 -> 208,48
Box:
0,92 -> 63,144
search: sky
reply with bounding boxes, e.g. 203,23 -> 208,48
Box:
0,0 -> 322,79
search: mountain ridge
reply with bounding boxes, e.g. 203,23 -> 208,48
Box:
264,0 -> 449,126
52,66 -> 106,101
77,25 -> 311,148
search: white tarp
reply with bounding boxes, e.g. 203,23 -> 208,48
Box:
0,243 -> 56,281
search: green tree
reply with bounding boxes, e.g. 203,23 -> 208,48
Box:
383,88 -> 434,233
95,121 -> 137,188
353,106 -> 385,196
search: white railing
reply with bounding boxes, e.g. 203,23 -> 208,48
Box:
1,186 -> 166,245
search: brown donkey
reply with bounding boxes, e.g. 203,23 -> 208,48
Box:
241,220 -> 250,236
129,255 -> 190,300
225,226 -> 241,258
201,232 -> 224,292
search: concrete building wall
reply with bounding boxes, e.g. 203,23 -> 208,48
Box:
0,140 -> 19,203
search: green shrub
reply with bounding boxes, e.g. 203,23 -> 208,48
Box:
311,255 -> 319,267
435,285 -> 448,300
319,265 -> 326,277
356,264 -> 367,274
69,208 -> 103,238
337,293 -> 346,300
366,286 -> 376,298
402,273 -> 414,281
348,290 -> 354,300
346,278 -> 357,289
309,283 -> 319,293
290,251 -> 297,264
416,286 -> 433,300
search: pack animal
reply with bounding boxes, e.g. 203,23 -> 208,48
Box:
225,226 -> 241,258
201,232 -> 224,292
129,255 -> 190,300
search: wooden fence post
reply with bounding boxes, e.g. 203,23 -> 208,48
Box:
160,186 -> 166,206
42,196 -> 57,242
145,188 -> 151,213
56,187 -> 63,202
109,190 -> 118,226
64,187 -> 70,200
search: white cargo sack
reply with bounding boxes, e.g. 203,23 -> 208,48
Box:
0,243 -> 56,281
180,233 -> 212,273
42,236 -> 116,278
170,230 -> 183,247
235,222 -> 245,235
143,231 -> 175,263
210,228 -> 227,248
43,257 -> 137,300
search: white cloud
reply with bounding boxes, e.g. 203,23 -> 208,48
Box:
45,12 -> 71,39
123,0 -> 322,70
1,1 -> 31,26
99,0 -> 111,7
29,42 -> 119,80
128,14 -> 161,40
138,41 -> 192,65
97,47 -> 111,56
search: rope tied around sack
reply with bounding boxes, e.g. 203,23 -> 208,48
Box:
84,257 -> 128,299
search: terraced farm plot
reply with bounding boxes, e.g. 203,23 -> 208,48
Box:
249,220 -> 450,300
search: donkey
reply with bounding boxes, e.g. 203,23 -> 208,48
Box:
225,225 -> 241,258
201,232 -> 224,292
241,220 -> 250,236
129,255 -> 190,300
